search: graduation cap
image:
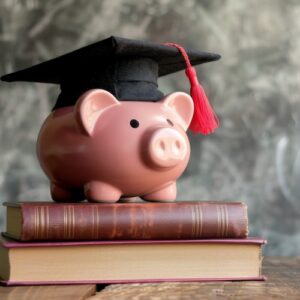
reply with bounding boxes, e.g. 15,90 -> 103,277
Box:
1,36 -> 220,134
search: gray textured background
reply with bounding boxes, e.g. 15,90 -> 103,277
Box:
0,0 -> 300,256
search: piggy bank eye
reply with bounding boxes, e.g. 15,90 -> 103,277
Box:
166,119 -> 174,126
130,119 -> 140,128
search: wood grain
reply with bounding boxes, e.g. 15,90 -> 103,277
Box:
87,257 -> 300,299
0,284 -> 96,300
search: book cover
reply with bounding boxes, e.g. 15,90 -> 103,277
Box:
0,237 -> 266,286
4,201 -> 248,241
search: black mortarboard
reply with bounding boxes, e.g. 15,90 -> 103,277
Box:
1,36 -> 220,112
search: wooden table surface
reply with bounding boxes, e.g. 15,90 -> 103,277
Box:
0,257 -> 299,300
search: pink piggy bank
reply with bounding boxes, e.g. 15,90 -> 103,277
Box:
37,89 -> 194,203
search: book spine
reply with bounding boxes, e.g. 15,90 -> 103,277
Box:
20,202 -> 248,241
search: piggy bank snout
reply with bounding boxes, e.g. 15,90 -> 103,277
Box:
148,128 -> 188,168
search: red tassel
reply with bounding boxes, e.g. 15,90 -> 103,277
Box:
164,43 -> 219,135
186,66 -> 219,135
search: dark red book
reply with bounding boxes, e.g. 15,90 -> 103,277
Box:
0,237 -> 266,285
4,201 -> 248,241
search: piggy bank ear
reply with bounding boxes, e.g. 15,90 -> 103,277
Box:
75,89 -> 119,136
161,92 -> 194,131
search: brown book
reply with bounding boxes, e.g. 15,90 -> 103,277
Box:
0,237 -> 266,285
3,201 -> 248,241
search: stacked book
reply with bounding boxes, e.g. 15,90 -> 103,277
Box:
0,201 -> 266,285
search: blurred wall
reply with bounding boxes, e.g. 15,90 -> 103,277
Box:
0,0 -> 300,255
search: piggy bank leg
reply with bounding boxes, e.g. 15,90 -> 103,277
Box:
51,183 -> 84,202
141,182 -> 177,202
84,181 -> 121,203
